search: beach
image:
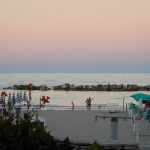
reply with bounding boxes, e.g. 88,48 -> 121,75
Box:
38,110 -> 150,145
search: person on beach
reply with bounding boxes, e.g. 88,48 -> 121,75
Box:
88,97 -> 94,110
85,97 -> 94,110
71,102 -> 74,110
98,105 -> 101,110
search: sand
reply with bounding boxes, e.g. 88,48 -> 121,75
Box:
37,110 -> 150,145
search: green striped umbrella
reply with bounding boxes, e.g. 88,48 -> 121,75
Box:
130,93 -> 150,102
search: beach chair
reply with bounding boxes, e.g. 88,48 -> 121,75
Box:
141,112 -> 147,122
129,103 -> 142,117
105,103 -> 121,113
141,111 -> 150,128
128,103 -> 135,117
141,111 -> 150,130
100,104 -> 107,110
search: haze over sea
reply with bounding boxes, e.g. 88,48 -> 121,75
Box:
0,73 -> 150,110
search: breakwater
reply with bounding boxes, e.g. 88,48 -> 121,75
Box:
3,83 -> 150,91
3,84 -> 51,91
53,83 -> 150,91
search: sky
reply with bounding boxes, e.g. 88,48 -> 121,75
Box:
0,0 -> 150,73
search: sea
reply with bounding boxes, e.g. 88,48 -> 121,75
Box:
0,73 -> 150,110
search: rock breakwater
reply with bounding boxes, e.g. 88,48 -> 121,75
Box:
10,84 -> 50,91
53,83 -> 150,91
3,83 -> 150,91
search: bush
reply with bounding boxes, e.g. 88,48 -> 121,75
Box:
0,116 -> 56,150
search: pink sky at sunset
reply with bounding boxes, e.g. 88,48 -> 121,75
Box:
0,0 -> 150,73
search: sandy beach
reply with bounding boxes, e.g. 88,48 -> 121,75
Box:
37,110 -> 150,145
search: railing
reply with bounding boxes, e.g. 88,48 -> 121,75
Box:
0,103 -> 123,111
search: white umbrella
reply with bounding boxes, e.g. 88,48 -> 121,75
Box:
16,92 -> 20,103
8,93 -> 12,103
19,91 -> 22,102
12,92 -> 15,103
0,96 -> 4,101
23,91 -> 27,101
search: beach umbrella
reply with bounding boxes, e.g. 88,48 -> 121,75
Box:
12,92 -> 15,103
16,92 -> 20,103
23,91 -> 27,102
19,91 -> 22,102
0,96 -> 4,101
8,93 -> 12,103
130,93 -> 150,102
22,91 -> 27,106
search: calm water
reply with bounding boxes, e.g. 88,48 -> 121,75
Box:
0,73 -> 150,110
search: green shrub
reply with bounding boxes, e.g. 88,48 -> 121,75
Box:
0,114 -> 104,150
0,116 -> 56,150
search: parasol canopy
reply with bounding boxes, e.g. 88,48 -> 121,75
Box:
130,93 -> 150,102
